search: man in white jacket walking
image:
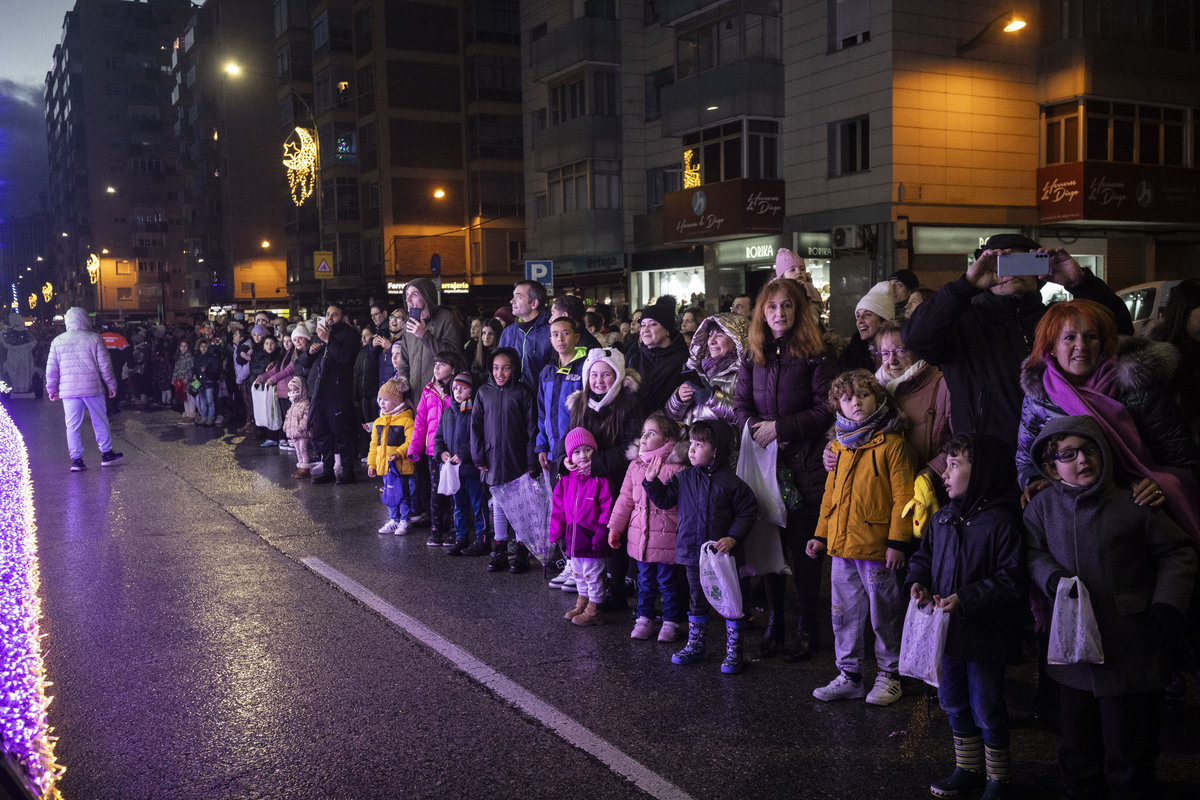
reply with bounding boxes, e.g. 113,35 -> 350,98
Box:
45,307 -> 123,472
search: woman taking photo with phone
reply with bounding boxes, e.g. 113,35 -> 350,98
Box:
735,278 -> 839,662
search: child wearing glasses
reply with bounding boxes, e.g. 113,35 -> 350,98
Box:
1024,415 -> 1195,800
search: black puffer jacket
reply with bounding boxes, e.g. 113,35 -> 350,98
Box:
1017,337 -> 1200,488
903,272 -> 1133,444
312,320 -> 358,405
905,434 -> 1028,665
625,334 -> 688,414
470,349 -> 537,486
435,403 -> 479,482
644,424 -> 758,568
353,341 -> 379,422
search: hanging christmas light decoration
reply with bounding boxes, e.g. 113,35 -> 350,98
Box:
41,283 -> 53,304
282,127 -> 318,206
28,294 -> 37,310
0,403 -> 66,798
86,254 -> 100,285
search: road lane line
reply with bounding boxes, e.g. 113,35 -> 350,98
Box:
300,557 -> 697,800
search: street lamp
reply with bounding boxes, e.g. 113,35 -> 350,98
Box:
957,10 -> 1028,55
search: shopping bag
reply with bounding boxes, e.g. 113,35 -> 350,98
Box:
736,422 -> 786,526
490,472 -> 553,561
1047,576 -> 1105,665
251,383 -> 283,430
437,461 -> 461,495
699,541 -> 743,620
899,598 -> 951,687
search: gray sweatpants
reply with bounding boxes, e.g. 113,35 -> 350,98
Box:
830,556 -> 905,674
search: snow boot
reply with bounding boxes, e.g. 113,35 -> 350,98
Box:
671,614 -> 708,665
720,618 -> 744,674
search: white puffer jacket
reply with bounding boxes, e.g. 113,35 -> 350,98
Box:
45,307 -> 118,398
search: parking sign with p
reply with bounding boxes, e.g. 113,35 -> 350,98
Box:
524,260 -> 553,294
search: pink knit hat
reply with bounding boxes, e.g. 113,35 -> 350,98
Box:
563,427 -> 597,458
774,248 -> 805,278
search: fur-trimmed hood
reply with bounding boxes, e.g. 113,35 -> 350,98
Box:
564,369 -> 642,413
1021,336 -> 1179,402
687,313 -> 749,376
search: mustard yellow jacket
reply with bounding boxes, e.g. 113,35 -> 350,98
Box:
368,409 -> 417,477
815,420 -> 917,562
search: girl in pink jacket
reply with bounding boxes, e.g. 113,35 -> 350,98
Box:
408,350 -> 466,545
608,413 -> 688,642
551,427 -> 614,628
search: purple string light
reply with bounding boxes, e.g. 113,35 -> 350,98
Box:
0,402 -> 65,798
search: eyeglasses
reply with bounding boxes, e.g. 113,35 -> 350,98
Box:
875,347 -> 909,359
1050,444 -> 1100,463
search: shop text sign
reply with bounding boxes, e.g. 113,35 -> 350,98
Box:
1038,162 -> 1200,223
663,179 -> 785,243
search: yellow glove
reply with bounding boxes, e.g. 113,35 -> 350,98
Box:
902,470 -> 941,539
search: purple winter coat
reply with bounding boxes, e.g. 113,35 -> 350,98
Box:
549,471 -> 614,559
734,341 -> 838,506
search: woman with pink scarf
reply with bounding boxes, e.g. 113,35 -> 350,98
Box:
1018,299 -> 1200,541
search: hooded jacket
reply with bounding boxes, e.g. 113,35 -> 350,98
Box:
643,425 -> 759,568
549,471 -> 614,559
282,379 -> 311,441
45,307 -> 118,399
565,369 -> 643,499
394,278 -> 463,399
1023,415 -> 1196,695
410,379 -> 453,459
368,407 -> 417,477
665,313 -> 749,425
815,409 -> 918,561
434,400 -> 479,482
499,307 -> 555,389
535,346 -> 588,462
609,440 -> 688,564
734,340 -> 839,506
903,271 -> 1133,444
1017,336 -> 1200,488
470,348 -> 538,486
191,347 -> 221,389
625,333 -> 689,415
905,434 -> 1028,665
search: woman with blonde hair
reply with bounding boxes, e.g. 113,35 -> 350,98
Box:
735,278 -> 839,661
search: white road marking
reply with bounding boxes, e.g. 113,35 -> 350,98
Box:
300,557 -> 697,800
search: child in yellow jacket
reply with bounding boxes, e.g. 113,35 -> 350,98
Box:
807,369 -> 916,707
369,378 -> 418,535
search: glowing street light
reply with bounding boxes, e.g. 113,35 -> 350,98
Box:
433,188 -> 446,199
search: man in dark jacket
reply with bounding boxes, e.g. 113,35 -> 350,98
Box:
903,235 -> 1132,445
310,303 -> 361,485
500,280 -> 555,389
625,297 -> 689,415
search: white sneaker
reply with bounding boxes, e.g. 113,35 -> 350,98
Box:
630,616 -> 655,640
560,575 -> 578,593
865,673 -> 903,706
813,671 -> 867,702
393,520 -> 411,536
657,620 -> 681,643
378,520 -> 399,534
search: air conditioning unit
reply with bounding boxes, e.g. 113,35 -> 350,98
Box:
832,225 -> 860,248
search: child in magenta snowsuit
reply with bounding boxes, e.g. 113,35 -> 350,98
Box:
551,427 -> 614,628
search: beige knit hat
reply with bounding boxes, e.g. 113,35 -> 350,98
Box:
855,281 -> 896,321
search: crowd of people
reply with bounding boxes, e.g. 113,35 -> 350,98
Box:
31,238 -> 1200,800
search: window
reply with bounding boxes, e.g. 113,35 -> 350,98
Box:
647,164 -> 683,212
466,55 -> 521,103
550,78 -> 585,125
676,1 -> 781,79
546,160 -> 621,214
644,67 -> 673,122
468,115 -> 523,159
465,0 -> 520,45
322,177 -> 360,222
681,119 -> 779,184
593,159 -> 621,209
829,116 -> 869,176
360,122 -> 378,171
832,0 -> 870,50
1044,101 -> 1081,165
117,287 -> 133,300
320,123 -> 357,165
137,259 -> 162,273
130,157 -> 163,172
468,171 -> 524,217
1083,99 -> 1187,166
314,67 -> 354,114
584,0 -> 617,19
594,72 -> 619,116
312,9 -> 352,60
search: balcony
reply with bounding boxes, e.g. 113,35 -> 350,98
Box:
530,16 -> 619,83
660,61 -> 783,137
532,115 -> 622,172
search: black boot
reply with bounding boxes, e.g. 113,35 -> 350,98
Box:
487,541 -> 510,572
462,536 -> 490,557
757,611 -> 785,658
784,617 -> 819,662
311,462 -> 336,484
509,541 -> 530,574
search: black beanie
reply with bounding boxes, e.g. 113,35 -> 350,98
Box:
639,298 -> 677,334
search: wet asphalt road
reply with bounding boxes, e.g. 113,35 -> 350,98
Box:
9,397 -> 1200,800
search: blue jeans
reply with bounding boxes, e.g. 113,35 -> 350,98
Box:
453,477 -> 486,541
195,387 -> 215,420
384,473 -> 417,521
635,560 -> 683,622
937,654 -> 1010,747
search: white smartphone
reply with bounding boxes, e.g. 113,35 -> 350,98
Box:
997,252 -> 1050,277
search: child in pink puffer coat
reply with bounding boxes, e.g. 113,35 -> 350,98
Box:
408,350 -> 465,545
551,427 -> 614,628
608,412 -> 688,642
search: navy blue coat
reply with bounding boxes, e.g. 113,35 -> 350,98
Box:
434,404 -> 479,482
644,462 -> 758,568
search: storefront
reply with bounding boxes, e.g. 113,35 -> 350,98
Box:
629,245 -> 706,313
551,253 -> 628,310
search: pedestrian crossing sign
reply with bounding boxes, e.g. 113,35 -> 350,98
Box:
314,251 -> 334,280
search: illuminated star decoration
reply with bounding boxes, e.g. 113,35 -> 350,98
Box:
86,255 -> 100,285
282,127 -> 318,206
0,403 -> 66,798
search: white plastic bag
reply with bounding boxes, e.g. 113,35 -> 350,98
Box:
490,472 -> 553,561
735,423 -> 790,577
437,461 -> 461,495
699,541 -> 743,620
251,382 -> 282,430
1048,576 -> 1105,665
899,598 -> 951,687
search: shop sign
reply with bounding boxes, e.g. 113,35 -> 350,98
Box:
1038,162 -> 1200,224
713,235 -> 788,266
441,281 -> 470,294
912,226 -> 1021,255
806,246 -> 833,257
386,281 -> 405,294
663,179 -> 785,243
555,253 -> 626,274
